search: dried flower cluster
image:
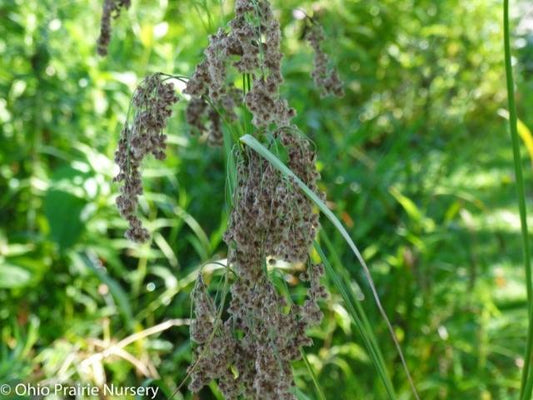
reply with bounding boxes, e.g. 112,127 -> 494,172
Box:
97,0 -> 131,56
188,276 -> 239,395
106,0 -> 344,396
184,0 -> 296,135
225,129 -> 320,269
183,1 -> 342,398
190,263 -> 327,399
114,74 -> 178,242
189,127 -> 325,399
306,22 -> 345,97
185,87 -> 241,146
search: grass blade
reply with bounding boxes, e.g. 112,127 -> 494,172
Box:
300,350 -> 327,400
503,1 -> 533,398
75,251 -> 135,331
315,240 -> 396,398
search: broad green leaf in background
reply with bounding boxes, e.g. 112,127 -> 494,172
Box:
43,165 -> 91,251
43,189 -> 86,250
0,263 -> 32,289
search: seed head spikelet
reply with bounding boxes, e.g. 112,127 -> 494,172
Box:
305,20 -> 345,97
113,74 -> 179,242
97,0 -> 131,56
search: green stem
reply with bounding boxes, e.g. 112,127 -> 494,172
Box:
503,2 -> 533,399
315,240 -> 396,399
301,349 -> 326,400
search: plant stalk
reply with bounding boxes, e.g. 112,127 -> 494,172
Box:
503,2 -> 533,398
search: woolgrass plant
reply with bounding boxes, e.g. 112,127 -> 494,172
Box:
100,0 -> 418,398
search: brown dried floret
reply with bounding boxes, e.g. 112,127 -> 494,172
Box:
113,74 -> 179,242
245,79 -> 296,128
214,263 -> 325,399
185,88 -> 242,146
305,22 -> 345,97
97,0 -> 131,56
185,97 -> 209,133
189,128 -> 326,398
230,17 -> 260,73
184,0 -> 295,131
207,109 -> 223,146
224,128 -> 320,267
189,276 -> 239,397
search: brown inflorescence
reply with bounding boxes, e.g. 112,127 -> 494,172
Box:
113,74 -> 179,242
185,97 -> 209,133
97,0 -> 131,56
305,22 -> 345,98
184,0 -> 295,133
225,128 -> 320,268
191,259 -> 327,400
106,0 -> 336,396
185,88 -> 241,146
188,276 -> 239,397
189,125 -> 325,398
184,1 -> 334,398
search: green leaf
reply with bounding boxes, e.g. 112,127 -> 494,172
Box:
43,165 -> 91,251
74,251 -> 135,331
0,263 -> 32,288
43,189 -> 86,250
389,186 -> 423,223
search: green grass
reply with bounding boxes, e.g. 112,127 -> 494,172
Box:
503,1 -> 533,399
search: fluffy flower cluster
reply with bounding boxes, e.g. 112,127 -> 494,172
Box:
97,0 -> 131,56
189,128 -> 325,399
185,87 -> 241,146
188,276 -> 239,395
104,0 -> 341,395
191,262 -> 327,400
184,1 -> 337,398
184,0 -> 295,133
306,22 -> 344,97
113,74 -> 179,242
225,129 -> 320,269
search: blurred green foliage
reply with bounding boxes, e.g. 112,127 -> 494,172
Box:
1,0 -> 533,399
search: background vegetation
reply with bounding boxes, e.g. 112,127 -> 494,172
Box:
1,0 -> 533,398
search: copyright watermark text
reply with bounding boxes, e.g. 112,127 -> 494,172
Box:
0,383 -> 159,398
